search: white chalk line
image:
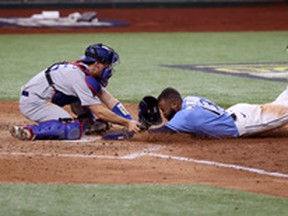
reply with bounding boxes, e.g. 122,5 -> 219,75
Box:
0,151 -> 118,159
0,145 -> 287,179
62,136 -> 101,143
0,145 -> 164,160
121,145 -> 164,159
147,153 -> 288,179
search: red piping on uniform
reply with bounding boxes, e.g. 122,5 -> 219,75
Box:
69,61 -> 91,76
28,128 -> 34,141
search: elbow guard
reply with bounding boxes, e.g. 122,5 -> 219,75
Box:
112,102 -> 132,120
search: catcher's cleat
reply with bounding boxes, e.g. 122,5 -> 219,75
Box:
10,125 -> 22,139
10,125 -> 35,141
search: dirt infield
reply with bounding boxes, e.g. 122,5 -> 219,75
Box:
1,102 -> 288,198
0,5 -> 288,198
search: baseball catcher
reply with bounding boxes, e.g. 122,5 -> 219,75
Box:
11,43 -> 140,140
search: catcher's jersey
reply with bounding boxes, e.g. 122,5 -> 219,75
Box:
165,96 -> 239,138
22,62 -> 102,106
19,62 -> 103,122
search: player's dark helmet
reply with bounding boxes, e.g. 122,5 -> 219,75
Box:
81,43 -> 119,66
81,43 -> 119,87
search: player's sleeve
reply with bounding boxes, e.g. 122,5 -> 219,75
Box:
85,76 -> 103,96
73,79 -> 102,106
148,125 -> 176,133
148,111 -> 189,133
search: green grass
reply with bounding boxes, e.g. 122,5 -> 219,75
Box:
0,32 -> 287,106
1,32 -> 288,215
0,184 -> 287,216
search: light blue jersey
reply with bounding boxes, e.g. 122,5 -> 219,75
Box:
166,96 -> 239,138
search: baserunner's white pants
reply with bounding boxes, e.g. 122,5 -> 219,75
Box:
226,87 -> 288,137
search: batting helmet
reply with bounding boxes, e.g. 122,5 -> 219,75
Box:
138,96 -> 162,130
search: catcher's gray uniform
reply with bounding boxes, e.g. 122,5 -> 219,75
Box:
19,62 -> 101,122
11,43 -> 138,141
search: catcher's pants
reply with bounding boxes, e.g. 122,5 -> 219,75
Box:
19,88 -> 98,128
19,87 -> 72,123
226,87 -> 288,137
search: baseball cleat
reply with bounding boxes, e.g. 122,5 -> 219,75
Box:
10,125 -> 23,139
10,125 -> 35,141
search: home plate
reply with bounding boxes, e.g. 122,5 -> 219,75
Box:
62,136 -> 101,143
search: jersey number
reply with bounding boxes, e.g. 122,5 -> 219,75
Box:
199,99 -> 223,116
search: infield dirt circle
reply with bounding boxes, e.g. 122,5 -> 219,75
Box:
0,5 -> 288,198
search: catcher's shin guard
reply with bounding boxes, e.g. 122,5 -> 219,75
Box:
77,110 -> 110,134
25,119 -> 86,140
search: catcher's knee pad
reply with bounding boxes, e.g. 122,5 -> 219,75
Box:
26,119 -> 86,140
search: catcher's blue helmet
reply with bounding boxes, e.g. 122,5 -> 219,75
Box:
81,43 -> 119,66
81,43 -> 119,87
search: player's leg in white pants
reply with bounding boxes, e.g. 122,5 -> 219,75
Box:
272,86 -> 288,106
226,86 -> 288,137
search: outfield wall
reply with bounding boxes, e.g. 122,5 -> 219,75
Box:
0,0 -> 286,8
0,0 -> 284,2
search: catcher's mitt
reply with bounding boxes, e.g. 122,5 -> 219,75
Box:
138,96 -> 162,130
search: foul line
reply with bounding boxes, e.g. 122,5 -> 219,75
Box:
0,151 -> 119,159
0,145 -> 164,160
1,146 -> 287,179
120,145 -> 164,159
148,153 -> 288,179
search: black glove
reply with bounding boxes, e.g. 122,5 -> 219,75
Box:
138,96 -> 162,130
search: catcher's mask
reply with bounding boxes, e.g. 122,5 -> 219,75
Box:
138,96 -> 162,130
81,43 -> 119,86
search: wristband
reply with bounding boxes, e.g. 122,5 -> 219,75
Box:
112,102 -> 132,120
